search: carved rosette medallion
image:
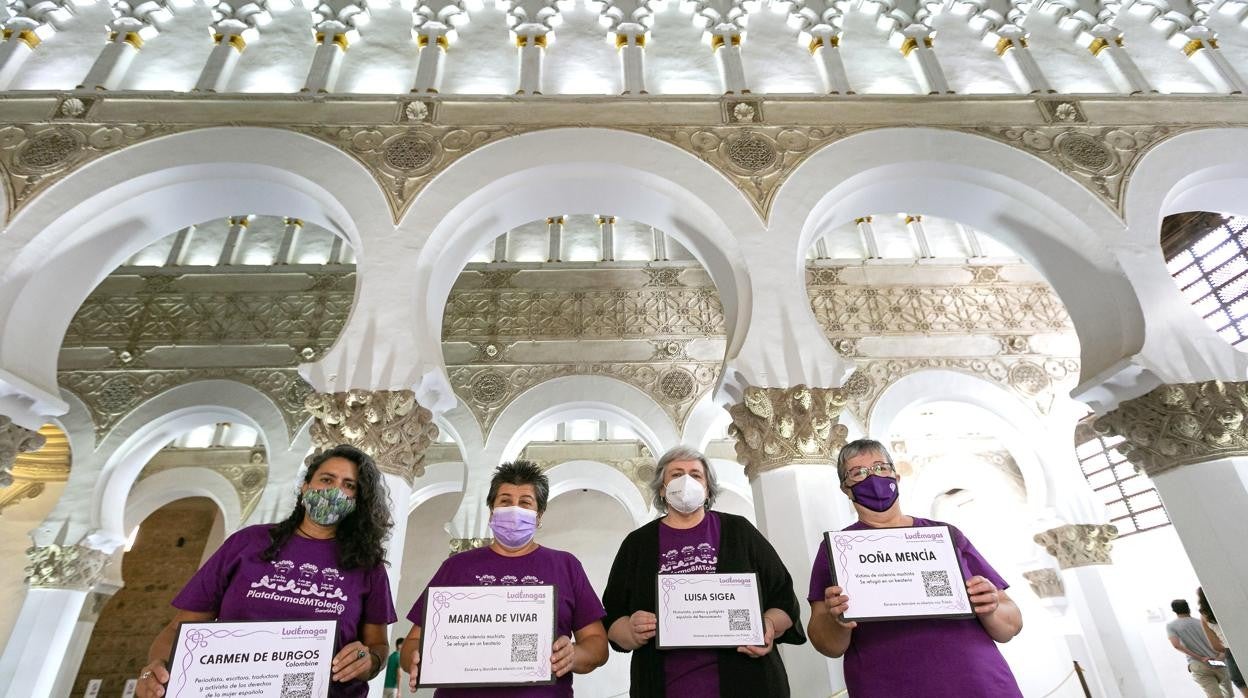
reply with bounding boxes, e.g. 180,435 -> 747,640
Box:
305,389 -> 440,483
1033,523 -> 1118,569
449,537 -> 492,555
25,543 -> 109,590
1093,380 -> 1248,477
1022,568 -> 1066,598
0,416 -> 48,487
727,385 -> 850,479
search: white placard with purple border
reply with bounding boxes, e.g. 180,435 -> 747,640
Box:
824,525 -> 973,622
419,585 -> 556,688
166,619 -> 337,698
656,573 -> 764,649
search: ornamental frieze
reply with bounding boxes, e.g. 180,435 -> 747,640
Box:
58,368 -> 314,441
727,385 -> 850,479
1022,568 -> 1066,598
807,282 -> 1071,336
1094,380 -> 1248,477
305,389 -> 440,483
1034,523 -> 1118,569
449,362 -> 719,433
25,543 -> 110,590
0,416 -> 47,488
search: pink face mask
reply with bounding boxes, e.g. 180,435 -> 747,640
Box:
489,506 -> 538,549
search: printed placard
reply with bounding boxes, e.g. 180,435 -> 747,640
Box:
656,573 -> 764,649
825,525 -> 973,622
419,585 -> 557,688
166,619 -> 337,698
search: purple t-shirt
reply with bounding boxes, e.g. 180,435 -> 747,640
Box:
807,517 -> 1023,698
408,545 -> 606,697
658,512 -> 721,698
172,525 -> 398,698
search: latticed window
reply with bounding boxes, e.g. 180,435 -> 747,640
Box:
1163,213 -> 1248,345
1074,419 -> 1170,537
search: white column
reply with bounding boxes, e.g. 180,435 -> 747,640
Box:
0,28 -> 40,90
597,215 -> 615,262
80,30 -> 145,90
1178,30 -> 1247,94
516,32 -> 546,95
1086,27 -> 1153,94
896,26 -> 950,94
904,214 -> 933,259
994,27 -> 1053,94
413,29 -> 448,93
855,216 -> 880,259
810,31 -> 850,94
1152,458 -> 1248,656
493,231 -> 510,262
711,30 -> 748,94
0,588 -> 91,697
956,222 -> 984,258
652,226 -> 667,261
276,218 -> 303,265
617,30 -> 646,94
752,464 -> 856,697
218,215 -> 249,266
304,25 -> 353,93
194,32 -> 248,92
50,586 -> 119,698
546,215 -> 563,262
165,225 -> 194,266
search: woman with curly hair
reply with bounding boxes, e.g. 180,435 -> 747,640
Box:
136,444 -> 398,698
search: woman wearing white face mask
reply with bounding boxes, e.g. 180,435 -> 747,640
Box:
603,446 -> 806,697
400,460 -> 609,696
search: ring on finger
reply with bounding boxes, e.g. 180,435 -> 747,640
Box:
140,671 -> 152,679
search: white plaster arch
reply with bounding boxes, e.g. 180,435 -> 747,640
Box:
124,467 -> 241,533
707,458 -> 753,509
1116,128 -> 1248,387
545,459 -> 651,527
0,127 -> 386,403
488,375 -> 681,463
312,128 -> 756,406
86,380 -> 291,544
770,127 -> 1142,394
53,388 -> 96,471
436,399 -> 486,457
681,392 -> 731,452
408,461 -> 467,515
866,369 -> 1052,512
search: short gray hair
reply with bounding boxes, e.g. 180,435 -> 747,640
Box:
486,460 -> 550,513
650,445 -> 719,512
836,439 -> 894,482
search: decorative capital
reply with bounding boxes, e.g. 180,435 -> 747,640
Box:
305,389 -> 440,483
1093,380 -> 1248,477
0,416 -> 47,487
1034,523 -> 1117,569
449,537 -> 491,555
726,384 -> 849,479
25,543 -> 109,590
1022,568 -> 1066,598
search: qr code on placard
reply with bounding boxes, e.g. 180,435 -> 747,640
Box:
728,609 -> 752,632
511,633 -> 539,663
279,672 -> 314,698
922,570 -> 953,597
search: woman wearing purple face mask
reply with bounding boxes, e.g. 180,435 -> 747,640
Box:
401,461 -> 609,696
806,439 -> 1024,698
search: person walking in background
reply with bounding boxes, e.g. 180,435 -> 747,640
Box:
1197,589 -> 1247,698
385,638 -> 404,698
1168,598 -> 1234,698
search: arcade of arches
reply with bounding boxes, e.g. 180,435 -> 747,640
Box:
3,21 -> 1248,696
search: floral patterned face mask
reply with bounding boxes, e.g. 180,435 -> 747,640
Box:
302,486 -> 356,526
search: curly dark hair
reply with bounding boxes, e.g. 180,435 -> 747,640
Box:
1197,587 -> 1217,624
262,444 -> 393,569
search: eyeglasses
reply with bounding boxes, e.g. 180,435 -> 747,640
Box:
842,461 -> 896,483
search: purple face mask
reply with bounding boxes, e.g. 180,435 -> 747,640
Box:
489,506 -> 538,549
849,475 -> 899,512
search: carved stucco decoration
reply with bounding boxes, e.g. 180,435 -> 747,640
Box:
449,537 -> 492,555
59,368 -> 313,441
843,356 -> 1081,426
1034,523 -> 1118,569
449,363 -> 718,433
629,125 -> 864,219
1,424 -> 71,515
300,124 -> 525,222
25,542 -> 110,590
1093,380 -> 1248,477
0,416 -> 48,488
1022,568 -> 1066,598
727,385 -> 850,479
0,122 -> 184,219
136,451 -> 268,523
305,389 -> 440,483
971,124 -> 1177,214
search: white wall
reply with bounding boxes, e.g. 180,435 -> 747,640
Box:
0,483 -> 65,644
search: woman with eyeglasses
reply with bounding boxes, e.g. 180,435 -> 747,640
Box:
806,439 -> 1024,697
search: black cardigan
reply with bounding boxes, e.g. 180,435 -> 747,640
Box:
602,512 -> 807,698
